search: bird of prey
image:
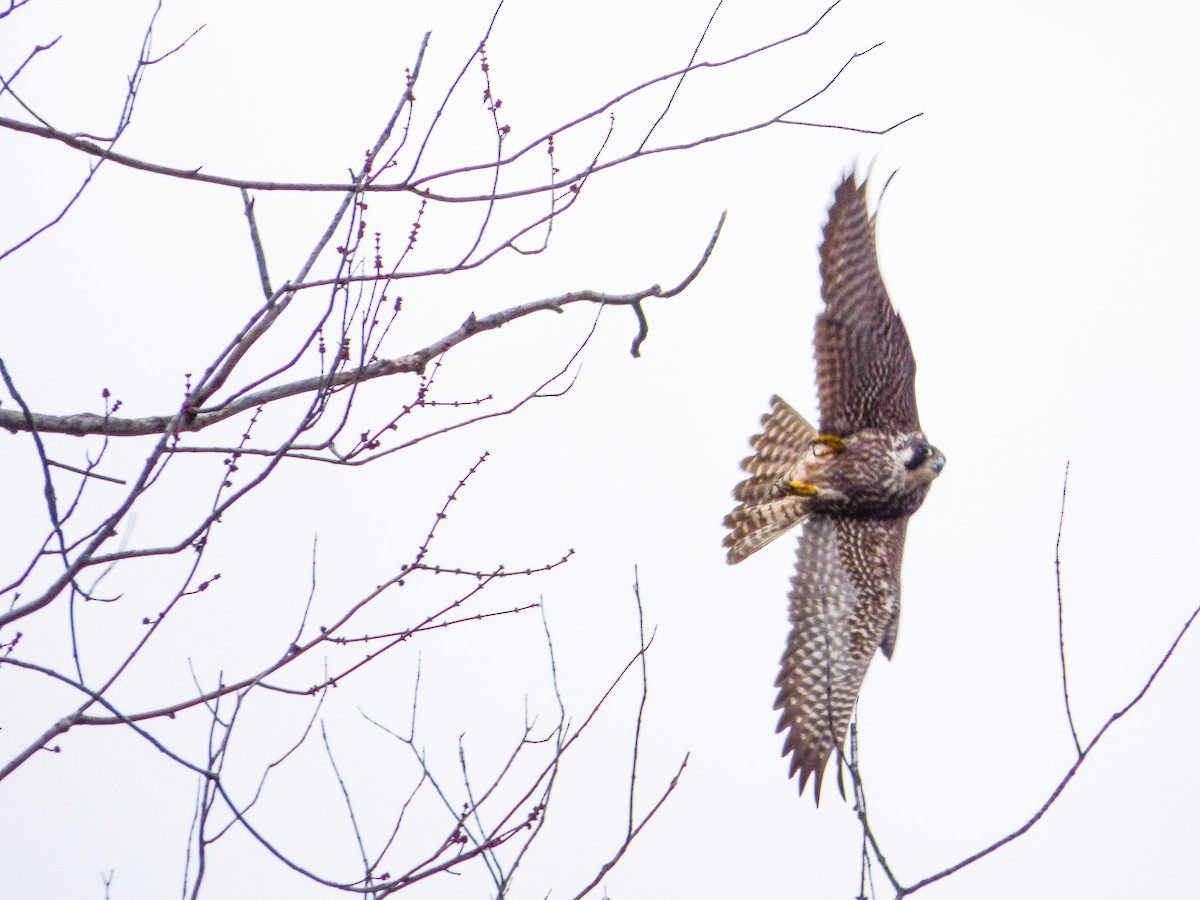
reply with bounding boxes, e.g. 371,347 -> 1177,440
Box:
723,173 -> 945,803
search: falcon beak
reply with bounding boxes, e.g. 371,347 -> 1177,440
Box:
928,447 -> 946,475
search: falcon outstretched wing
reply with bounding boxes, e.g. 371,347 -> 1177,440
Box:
775,515 -> 908,802
815,175 -> 920,436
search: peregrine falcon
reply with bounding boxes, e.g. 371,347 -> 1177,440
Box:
723,173 -> 945,803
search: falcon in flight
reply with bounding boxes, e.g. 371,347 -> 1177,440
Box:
723,173 -> 944,803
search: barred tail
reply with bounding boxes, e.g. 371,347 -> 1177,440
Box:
723,396 -> 817,564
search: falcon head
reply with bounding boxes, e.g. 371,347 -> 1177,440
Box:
901,437 -> 945,485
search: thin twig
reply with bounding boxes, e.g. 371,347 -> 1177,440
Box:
1055,462 -> 1082,757
45,458 -> 126,485
847,722 -> 902,894
320,723 -> 372,883
636,2 -> 723,153
627,567 -> 649,839
240,189 -> 273,299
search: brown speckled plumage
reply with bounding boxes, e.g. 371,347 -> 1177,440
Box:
816,177 -> 920,436
723,173 -> 944,803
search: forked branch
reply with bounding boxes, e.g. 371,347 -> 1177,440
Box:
846,477 -> 1200,897
0,212 -> 725,438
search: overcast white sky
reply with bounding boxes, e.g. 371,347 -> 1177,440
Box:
3,1 -> 1200,898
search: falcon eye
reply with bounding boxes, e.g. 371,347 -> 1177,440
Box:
905,444 -> 931,470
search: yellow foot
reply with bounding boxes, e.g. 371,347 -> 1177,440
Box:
811,434 -> 847,457
779,480 -> 818,497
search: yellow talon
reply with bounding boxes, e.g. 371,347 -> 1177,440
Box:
811,434 -> 846,457
779,480 -> 818,497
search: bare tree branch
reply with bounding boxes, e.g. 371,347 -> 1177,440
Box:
0,214 -> 724,438
845,476 -> 1200,897
0,2 -> 909,208
895,598 -> 1200,897
0,3 -> 918,895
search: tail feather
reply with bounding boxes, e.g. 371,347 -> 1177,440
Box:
724,396 -> 818,564
724,499 -> 810,563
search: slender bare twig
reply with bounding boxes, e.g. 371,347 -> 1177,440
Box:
847,722 -> 902,895
0,37 -> 62,115
636,2 -> 723,153
45,458 -> 126,485
321,722 -> 373,883
627,567 -> 649,838
0,358 -> 65,557
240,189 -> 273,299
0,1 -> 34,22
568,755 -> 689,900
1055,462 -> 1082,757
